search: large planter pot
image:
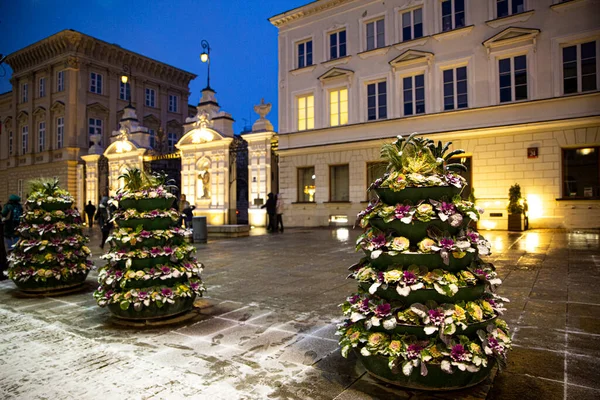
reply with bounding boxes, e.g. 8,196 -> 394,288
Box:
117,217 -> 175,230
375,186 -> 462,205
369,219 -> 462,245
508,214 -> 525,231
370,316 -> 498,339
359,283 -> 486,304
112,235 -> 185,250
107,295 -> 196,320
116,256 -> 171,269
367,251 -> 476,272
39,201 -> 73,211
13,271 -> 89,292
355,351 -> 494,390
119,197 -> 175,212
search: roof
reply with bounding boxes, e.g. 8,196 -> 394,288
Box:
269,0 -> 353,28
5,29 -> 197,83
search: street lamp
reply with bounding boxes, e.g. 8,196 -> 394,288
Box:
121,64 -> 132,107
200,39 -> 211,90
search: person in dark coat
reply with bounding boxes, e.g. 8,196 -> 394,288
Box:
2,194 -> 22,254
84,201 -> 96,228
97,193 -> 114,249
261,193 -> 277,232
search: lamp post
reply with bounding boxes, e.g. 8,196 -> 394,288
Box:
121,64 -> 132,107
200,40 -> 211,90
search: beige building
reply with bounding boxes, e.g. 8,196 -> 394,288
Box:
0,29 -> 196,205
270,0 -> 600,229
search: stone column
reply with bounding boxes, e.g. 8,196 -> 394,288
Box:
64,57 -> 80,148
76,164 -> 85,211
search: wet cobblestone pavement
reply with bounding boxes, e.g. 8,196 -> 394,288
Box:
0,228 -> 599,399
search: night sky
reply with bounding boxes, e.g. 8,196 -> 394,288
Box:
0,0 -> 308,133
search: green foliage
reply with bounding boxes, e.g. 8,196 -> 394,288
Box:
118,167 -> 178,193
507,183 -> 524,214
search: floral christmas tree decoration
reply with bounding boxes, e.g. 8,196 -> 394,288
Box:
94,169 -> 205,320
338,134 -> 511,390
8,178 -> 92,292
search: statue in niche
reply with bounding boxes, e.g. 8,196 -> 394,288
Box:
196,157 -> 211,200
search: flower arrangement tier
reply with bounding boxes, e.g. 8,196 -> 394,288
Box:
339,135 -> 511,390
8,178 -> 92,292
94,168 -> 205,320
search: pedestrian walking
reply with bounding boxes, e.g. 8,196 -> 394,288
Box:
97,193 -> 113,249
275,193 -> 284,233
1,194 -> 23,255
182,203 -> 195,230
84,201 -> 96,228
261,192 -> 277,232
178,194 -> 189,228
0,201 -> 7,280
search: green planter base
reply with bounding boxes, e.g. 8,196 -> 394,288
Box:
107,295 -> 196,320
367,251 -> 476,272
116,256 -> 171,269
359,283 -> 486,304
356,351 -> 494,390
370,219 -> 462,245
13,271 -> 89,293
375,186 -> 462,205
119,197 -> 175,212
38,201 -> 73,211
123,276 -> 186,289
117,217 -> 175,230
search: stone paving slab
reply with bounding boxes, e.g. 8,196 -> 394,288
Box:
0,228 -> 599,399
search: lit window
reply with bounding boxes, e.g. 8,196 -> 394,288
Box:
330,164 -> 349,202
329,88 -> 348,127
441,0 -> 465,32
367,81 -> 387,121
297,94 -> 314,131
496,0 -> 525,18
21,83 -> 28,103
56,117 -> 64,149
563,41 -> 597,95
169,95 -> 179,112
39,77 -> 46,98
443,66 -> 468,110
297,40 -> 313,68
38,121 -> 46,152
145,88 -> 156,107
90,72 -> 103,94
22,125 -> 29,155
401,8 -> 423,42
119,81 -> 131,101
329,30 -> 347,60
499,55 -> 527,103
403,74 -> 425,116
57,71 -> 65,92
298,167 -> 316,202
563,147 -> 600,198
168,132 -> 177,152
366,18 -> 385,51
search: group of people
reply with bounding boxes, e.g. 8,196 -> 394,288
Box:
261,193 -> 284,233
0,195 -> 24,280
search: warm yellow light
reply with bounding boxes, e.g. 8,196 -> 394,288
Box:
330,215 -> 348,224
191,127 -> 214,144
525,232 -> 539,253
200,52 -> 209,63
121,75 -> 128,84
304,185 -> 316,202
333,228 -> 350,242
115,140 -> 132,153
526,194 -> 543,219
480,220 -> 497,230
577,148 -> 594,156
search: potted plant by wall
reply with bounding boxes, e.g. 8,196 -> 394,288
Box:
507,183 -> 525,231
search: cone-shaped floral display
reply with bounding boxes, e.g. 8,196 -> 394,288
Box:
94,169 -> 205,320
8,179 -> 92,292
338,134 -> 511,390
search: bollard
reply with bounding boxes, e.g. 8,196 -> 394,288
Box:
192,216 -> 207,243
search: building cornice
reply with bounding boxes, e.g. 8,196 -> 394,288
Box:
269,0 -> 354,28
6,30 -> 197,86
